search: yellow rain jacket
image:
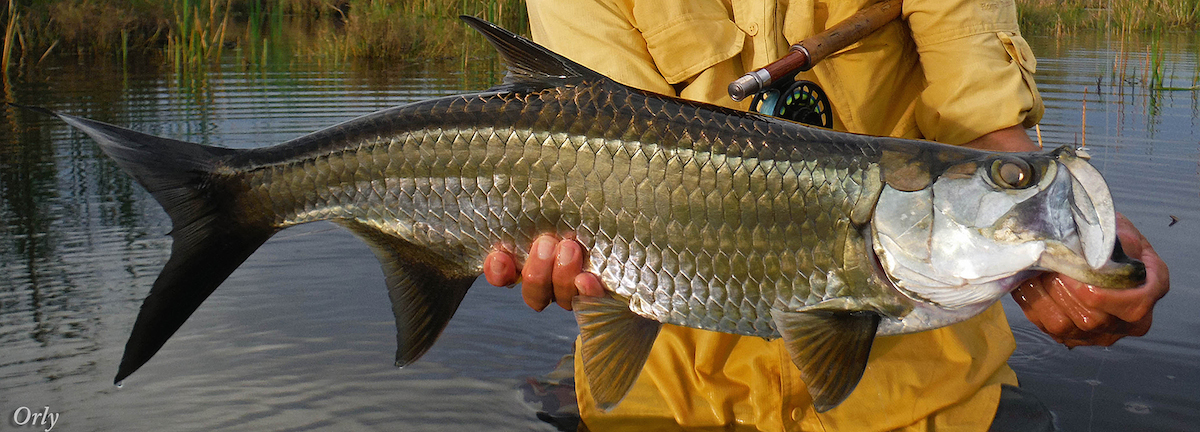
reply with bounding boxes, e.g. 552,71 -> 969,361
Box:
525,0 -> 1045,430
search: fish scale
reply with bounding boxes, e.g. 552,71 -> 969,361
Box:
240,81 -> 888,337
28,16 -> 1141,414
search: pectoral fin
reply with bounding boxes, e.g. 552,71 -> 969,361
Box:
573,295 -> 662,411
338,221 -> 474,367
772,308 -> 880,412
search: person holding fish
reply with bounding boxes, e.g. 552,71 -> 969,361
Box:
484,0 -> 1170,430
35,3 -> 1169,429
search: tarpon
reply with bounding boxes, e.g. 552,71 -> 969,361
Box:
23,17 -> 1144,412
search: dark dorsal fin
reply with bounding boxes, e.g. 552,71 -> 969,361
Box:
459,15 -> 604,91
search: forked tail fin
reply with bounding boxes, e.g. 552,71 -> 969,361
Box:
16,104 -> 277,383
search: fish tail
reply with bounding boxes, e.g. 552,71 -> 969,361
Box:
19,105 -> 277,384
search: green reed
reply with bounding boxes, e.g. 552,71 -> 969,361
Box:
1018,0 -> 1200,34
3,0 -> 18,75
1149,30 -> 1167,90
3,0 -> 527,70
301,0 -> 527,62
167,0 -> 231,69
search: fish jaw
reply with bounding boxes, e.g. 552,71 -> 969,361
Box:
871,147 -> 1144,331
1032,148 -> 1145,289
1057,147 -> 1115,269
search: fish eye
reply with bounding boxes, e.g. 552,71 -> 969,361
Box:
989,157 -> 1034,189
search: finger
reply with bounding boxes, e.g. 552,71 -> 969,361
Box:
1012,278 -> 1054,333
575,273 -> 606,297
1125,310 -> 1153,337
1070,243 -> 1168,323
1011,280 -> 1042,330
1072,283 -> 1157,325
1060,308 -> 1153,347
522,235 -> 559,311
552,240 -> 584,310
1059,333 -> 1123,348
1041,271 -> 1161,346
1043,276 -> 1114,333
1012,276 -> 1085,340
483,251 -> 518,287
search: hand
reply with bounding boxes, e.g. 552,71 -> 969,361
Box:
483,235 -> 606,311
1011,214 -> 1169,347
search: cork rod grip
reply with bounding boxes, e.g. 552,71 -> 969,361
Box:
728,0 -> 902,101
795,0 -> 902,66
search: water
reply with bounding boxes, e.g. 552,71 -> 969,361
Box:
1,30 -> 1197,431
1,55 -> 571,431
1005,31 -> 1200,432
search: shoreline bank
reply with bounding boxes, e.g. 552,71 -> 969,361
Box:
2,0 -> 1197,73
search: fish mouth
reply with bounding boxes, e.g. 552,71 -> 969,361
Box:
1038,240 -> 1146,289
1036,148 -> 1145,289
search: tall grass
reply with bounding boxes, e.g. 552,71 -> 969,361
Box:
168,0 -> 232,68
2,0 -> 528,71
1111,0 -> 1200,30
3,0 -> 18,75
303,0 -> 526,62
4,0 -> 171,63
1018,0 -> 1200,34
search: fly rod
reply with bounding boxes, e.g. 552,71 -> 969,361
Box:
728,0 -> 903,102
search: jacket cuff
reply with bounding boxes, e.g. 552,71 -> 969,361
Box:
915,31 -> 1045,145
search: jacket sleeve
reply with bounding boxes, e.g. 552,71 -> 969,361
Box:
905,0 -> 1045,145
526,0 -> 748,110
526,0 -> 675,96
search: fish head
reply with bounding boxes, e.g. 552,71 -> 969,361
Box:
871,145 -> 1145,319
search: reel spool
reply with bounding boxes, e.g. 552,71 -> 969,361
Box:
749,80 -> 833,129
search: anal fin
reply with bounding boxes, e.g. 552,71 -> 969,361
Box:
772,308 -> 880,412
338,220 -> 474,367
573,295 -> 662,411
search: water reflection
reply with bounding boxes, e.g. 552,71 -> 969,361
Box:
1,43 -> 569,431
1009,31 -> 1200,432
0,29 -> 1197,431
1031,30 -> 1200,146
0,64 -> 160,400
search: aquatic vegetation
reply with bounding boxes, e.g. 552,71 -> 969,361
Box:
1017,0 -> 1200,34
1,0 -> 528,71
3,0 -> 17,75
167,0 -> 231,68
2,0 -> 1193,68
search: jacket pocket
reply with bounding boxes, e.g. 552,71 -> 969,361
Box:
640,14 -> 745,84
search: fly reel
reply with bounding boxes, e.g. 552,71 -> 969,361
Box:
748,79 -> 833,129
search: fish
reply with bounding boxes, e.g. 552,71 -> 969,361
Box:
20,16 -> 1145,413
